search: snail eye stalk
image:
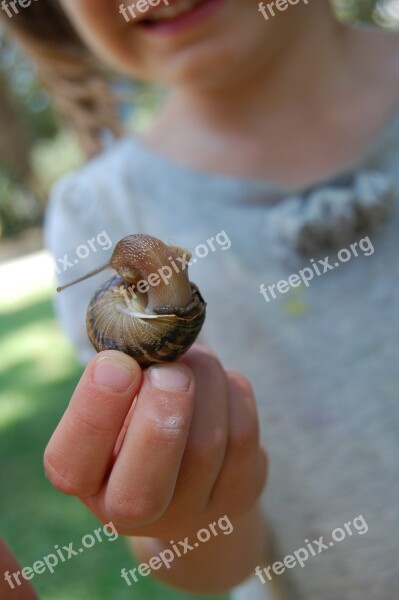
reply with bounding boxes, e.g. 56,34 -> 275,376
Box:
58,233 -> 206,368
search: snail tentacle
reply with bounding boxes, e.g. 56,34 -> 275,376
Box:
57,234 -> 206,367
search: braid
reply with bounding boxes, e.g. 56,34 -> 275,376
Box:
0,0 -> 122,156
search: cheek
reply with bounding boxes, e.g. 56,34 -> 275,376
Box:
60,0 -> 139,70
59,0 -> 112,27
58,0 -> 270,84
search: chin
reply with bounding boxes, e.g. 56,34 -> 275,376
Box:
88,0 -> 266,86
115,26 -> 264,88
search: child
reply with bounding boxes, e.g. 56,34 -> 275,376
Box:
1,1 -> 399,598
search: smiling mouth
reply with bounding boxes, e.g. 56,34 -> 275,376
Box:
140,0 -> 205,24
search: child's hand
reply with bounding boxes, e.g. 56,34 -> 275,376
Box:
44,346 -> 267,538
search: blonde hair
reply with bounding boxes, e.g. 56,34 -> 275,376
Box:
0,1 -> 122,156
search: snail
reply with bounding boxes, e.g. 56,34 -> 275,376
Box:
57,234 -> 206,367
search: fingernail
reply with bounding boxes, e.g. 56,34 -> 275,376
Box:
93,355 -> 137,392
148,364 -> 192,392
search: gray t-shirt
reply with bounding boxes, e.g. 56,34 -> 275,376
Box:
45,110 -> 399,600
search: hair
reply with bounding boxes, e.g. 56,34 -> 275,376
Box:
0,1 -> 122,156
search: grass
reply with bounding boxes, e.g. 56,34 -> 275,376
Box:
0,254 -> 229,600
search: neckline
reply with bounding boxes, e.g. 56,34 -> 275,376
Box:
125,104 -> 399,198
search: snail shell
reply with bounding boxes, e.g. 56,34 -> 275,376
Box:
87,275 -> 205,367
57,234 -> 206,368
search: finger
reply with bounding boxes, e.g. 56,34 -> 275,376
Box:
44,350 -> 142,497
101,363 -> 195,529
168,346 -> 229,515
0,539 -> 39,600
209,370 -> 268,518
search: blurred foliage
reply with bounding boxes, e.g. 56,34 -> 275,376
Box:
335,0 -> 378,21
0,33 -> 59,237
0,33 -> 159,239
0,0 -> 398,239
334,0 -> 399,25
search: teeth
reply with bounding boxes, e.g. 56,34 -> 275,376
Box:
148,0 -> 203,22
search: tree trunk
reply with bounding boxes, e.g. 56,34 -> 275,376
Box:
0,71 -> 32,182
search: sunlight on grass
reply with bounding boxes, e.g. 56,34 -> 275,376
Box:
0,250 -> 55,312
0,392 -> 36,428
0,320 -> 75,384
0,251 -> 230,600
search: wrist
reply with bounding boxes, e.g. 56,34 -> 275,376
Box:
125,504 -> 268,594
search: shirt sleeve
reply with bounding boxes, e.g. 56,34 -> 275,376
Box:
44,171 -> 117,365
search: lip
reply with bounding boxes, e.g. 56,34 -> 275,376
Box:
128,0 -> 194,24
135,0 -> 226,36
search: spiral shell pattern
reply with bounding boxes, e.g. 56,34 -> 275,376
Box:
86,274 -> 206,367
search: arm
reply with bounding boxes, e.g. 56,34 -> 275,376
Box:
130,503 -> 268,594
0,539 -> 39,600
44,345 -> 269,594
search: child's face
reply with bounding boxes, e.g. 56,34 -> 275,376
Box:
59,0 -> 271,87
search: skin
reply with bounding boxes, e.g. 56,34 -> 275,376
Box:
0,540 -> 39,600
44,347 -> 268,593
29,0 -> 399,595
59,0 -> 399,186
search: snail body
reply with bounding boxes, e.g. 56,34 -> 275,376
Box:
57,234 -> 206,367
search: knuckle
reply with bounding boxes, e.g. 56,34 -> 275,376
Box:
188,443 -> 214,471
228,371 -> 254,397
106,489 -> 166,527
210,448 -> 269,517
70,406 -> 116,436
203,354 -> 225,380
44,452 -> 89,496
188,431 -> 227,469
147,413 -> 186,445
140,390 -> 192,442
186,347 -> 225,378
229,416 -> 259,458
